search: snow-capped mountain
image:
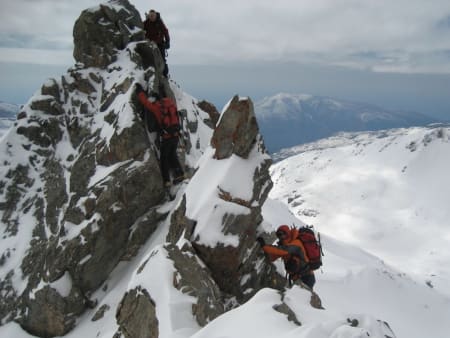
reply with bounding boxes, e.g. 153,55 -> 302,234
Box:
0,101 -> 18,139
255,93 -> 437,153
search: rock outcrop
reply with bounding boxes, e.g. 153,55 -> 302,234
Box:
211,95 -> 260,160
73,0 -> 144,68
167,95 -> 283,303
0,1 -> 195,336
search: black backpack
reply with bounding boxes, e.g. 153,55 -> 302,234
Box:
143,107 -> 160,133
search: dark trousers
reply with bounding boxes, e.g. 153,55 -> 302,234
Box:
160,136 -> 183,184
157,44 -> 169,77
300,274 -> 316,290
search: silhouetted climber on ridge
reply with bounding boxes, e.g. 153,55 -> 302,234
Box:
143,9 -> 170,77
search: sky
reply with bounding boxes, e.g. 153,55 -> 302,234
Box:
1,0 -> 450,119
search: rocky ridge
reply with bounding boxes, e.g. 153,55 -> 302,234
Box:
0,1 -> 282,336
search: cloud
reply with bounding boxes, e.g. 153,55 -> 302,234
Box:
0,48 -> 73,65
0,0 -> 450,73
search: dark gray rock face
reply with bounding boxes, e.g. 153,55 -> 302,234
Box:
0,1 -> 175,337
166,243 -> 225,326
73,0 -> 144,68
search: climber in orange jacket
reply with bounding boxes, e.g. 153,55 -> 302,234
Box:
257,225 -> 316,289
135,83 -> 184,187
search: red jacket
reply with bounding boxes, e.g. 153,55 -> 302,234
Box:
143,18 -> 169,45
138,92 -> 179,138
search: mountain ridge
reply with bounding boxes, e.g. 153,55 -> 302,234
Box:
255,92 -> 438,152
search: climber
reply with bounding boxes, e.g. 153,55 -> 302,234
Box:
135,83 -> 185,188
143,9 -> 170,77
257,225 -> 316,290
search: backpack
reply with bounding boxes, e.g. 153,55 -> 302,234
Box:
143,107 -> 160,133
160,97 -> 180,136
293,226 -> 323,270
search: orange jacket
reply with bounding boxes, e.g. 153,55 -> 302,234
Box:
262,237 -> 312,276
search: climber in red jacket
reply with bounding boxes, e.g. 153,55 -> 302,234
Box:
135,83 -> 184,187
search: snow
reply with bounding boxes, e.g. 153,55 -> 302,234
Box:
184,145 -> 269,247
269,126 -> 450,337
50,271 -> 73,298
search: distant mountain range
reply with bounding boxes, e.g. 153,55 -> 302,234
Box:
254,93 -> 438,153
0,101 -> 18,138
0,101 -> 19,117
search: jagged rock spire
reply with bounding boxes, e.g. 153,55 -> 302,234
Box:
73,0 -> 144,68
211,95 -> 261,159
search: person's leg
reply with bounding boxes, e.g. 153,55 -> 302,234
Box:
168,137 -> 184,183
158,45 -> 169,77
159,139 -> 171,186
300,274 -> 316,290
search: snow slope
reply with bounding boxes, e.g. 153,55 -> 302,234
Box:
270,125 -> 450,336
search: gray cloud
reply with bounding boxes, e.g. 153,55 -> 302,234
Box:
0,33 -> 71,50
0,0 -> 450,73
436,15 -> 450,30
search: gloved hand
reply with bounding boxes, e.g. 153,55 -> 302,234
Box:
165,40 -> 170,50
149,91 -> 160,101
256,237 -> 266,247
135,83 -> 144,94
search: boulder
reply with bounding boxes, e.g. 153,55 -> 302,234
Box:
116,287 -> 159,338
197,100 -> 220,128
166,243 -> 225,326
211,95 -> 260,160
73,0 -> 144,68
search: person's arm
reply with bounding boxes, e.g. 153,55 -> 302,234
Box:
161,22 -> 170,48
262,245 -> 289,262
137,91 -> 162,124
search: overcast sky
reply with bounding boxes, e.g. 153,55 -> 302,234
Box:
1,0 -> 450,119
